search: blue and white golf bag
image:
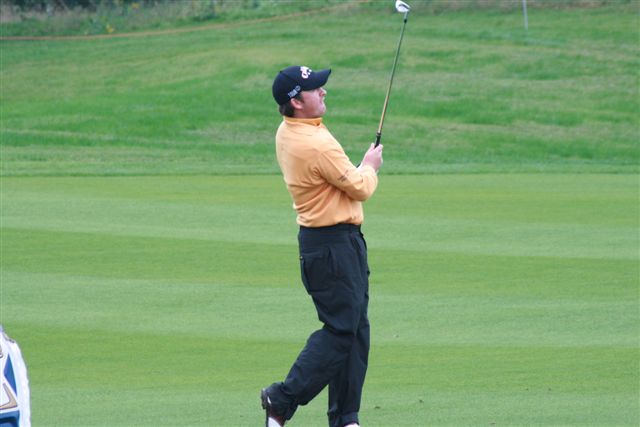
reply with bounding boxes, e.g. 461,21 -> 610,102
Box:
0,326 -> 31,427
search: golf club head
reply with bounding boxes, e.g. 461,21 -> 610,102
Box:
395,0 -> 410,13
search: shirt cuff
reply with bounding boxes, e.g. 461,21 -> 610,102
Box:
358,164 -> 377,175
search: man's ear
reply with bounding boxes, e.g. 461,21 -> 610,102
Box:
290,97 -> 304,110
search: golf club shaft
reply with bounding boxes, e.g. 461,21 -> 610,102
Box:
375,12 -> 408,147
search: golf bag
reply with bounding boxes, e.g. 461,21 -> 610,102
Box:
0,326 -> 31,427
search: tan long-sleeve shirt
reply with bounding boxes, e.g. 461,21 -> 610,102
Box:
275,116 -> 378,227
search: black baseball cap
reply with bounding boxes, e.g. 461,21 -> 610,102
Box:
272,65 -> 331,106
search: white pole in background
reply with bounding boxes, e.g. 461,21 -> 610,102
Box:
522,0 -> 529,31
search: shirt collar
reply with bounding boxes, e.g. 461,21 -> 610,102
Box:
283,116 -> 323,127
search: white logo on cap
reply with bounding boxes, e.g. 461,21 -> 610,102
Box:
300,66 -> 312,79
287,85 -> 301,98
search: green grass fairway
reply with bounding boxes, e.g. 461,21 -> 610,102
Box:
2,174 -> 638,426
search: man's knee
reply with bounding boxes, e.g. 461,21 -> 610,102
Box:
322,304 -> 365,337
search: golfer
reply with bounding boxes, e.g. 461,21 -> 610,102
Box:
261,65 -> 383,427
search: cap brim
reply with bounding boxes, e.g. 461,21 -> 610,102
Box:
305,68 -> 331,91
315,68 -> 331,87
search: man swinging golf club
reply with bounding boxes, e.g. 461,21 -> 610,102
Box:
263,59 -> 388,427
262,3 -> 410,426
261,65 -> 382,427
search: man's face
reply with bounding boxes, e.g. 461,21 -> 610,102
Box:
295,87 -> 327,118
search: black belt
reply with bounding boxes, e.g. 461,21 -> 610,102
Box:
299,223 -> 361,233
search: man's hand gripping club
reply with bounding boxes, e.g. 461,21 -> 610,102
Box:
358,143 -> 384,173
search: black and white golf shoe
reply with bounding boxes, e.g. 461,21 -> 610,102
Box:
261,388 -> 285,427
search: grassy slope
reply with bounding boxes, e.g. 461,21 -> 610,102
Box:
1,4 -> 638,175
1,174 -> 638,425
0,0 -> 351,37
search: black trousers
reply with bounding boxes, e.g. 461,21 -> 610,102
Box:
267,224 -> 370,427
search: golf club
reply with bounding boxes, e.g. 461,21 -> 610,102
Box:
375,0 -> 411,147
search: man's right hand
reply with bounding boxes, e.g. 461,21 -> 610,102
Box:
360,143 -> 384,172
